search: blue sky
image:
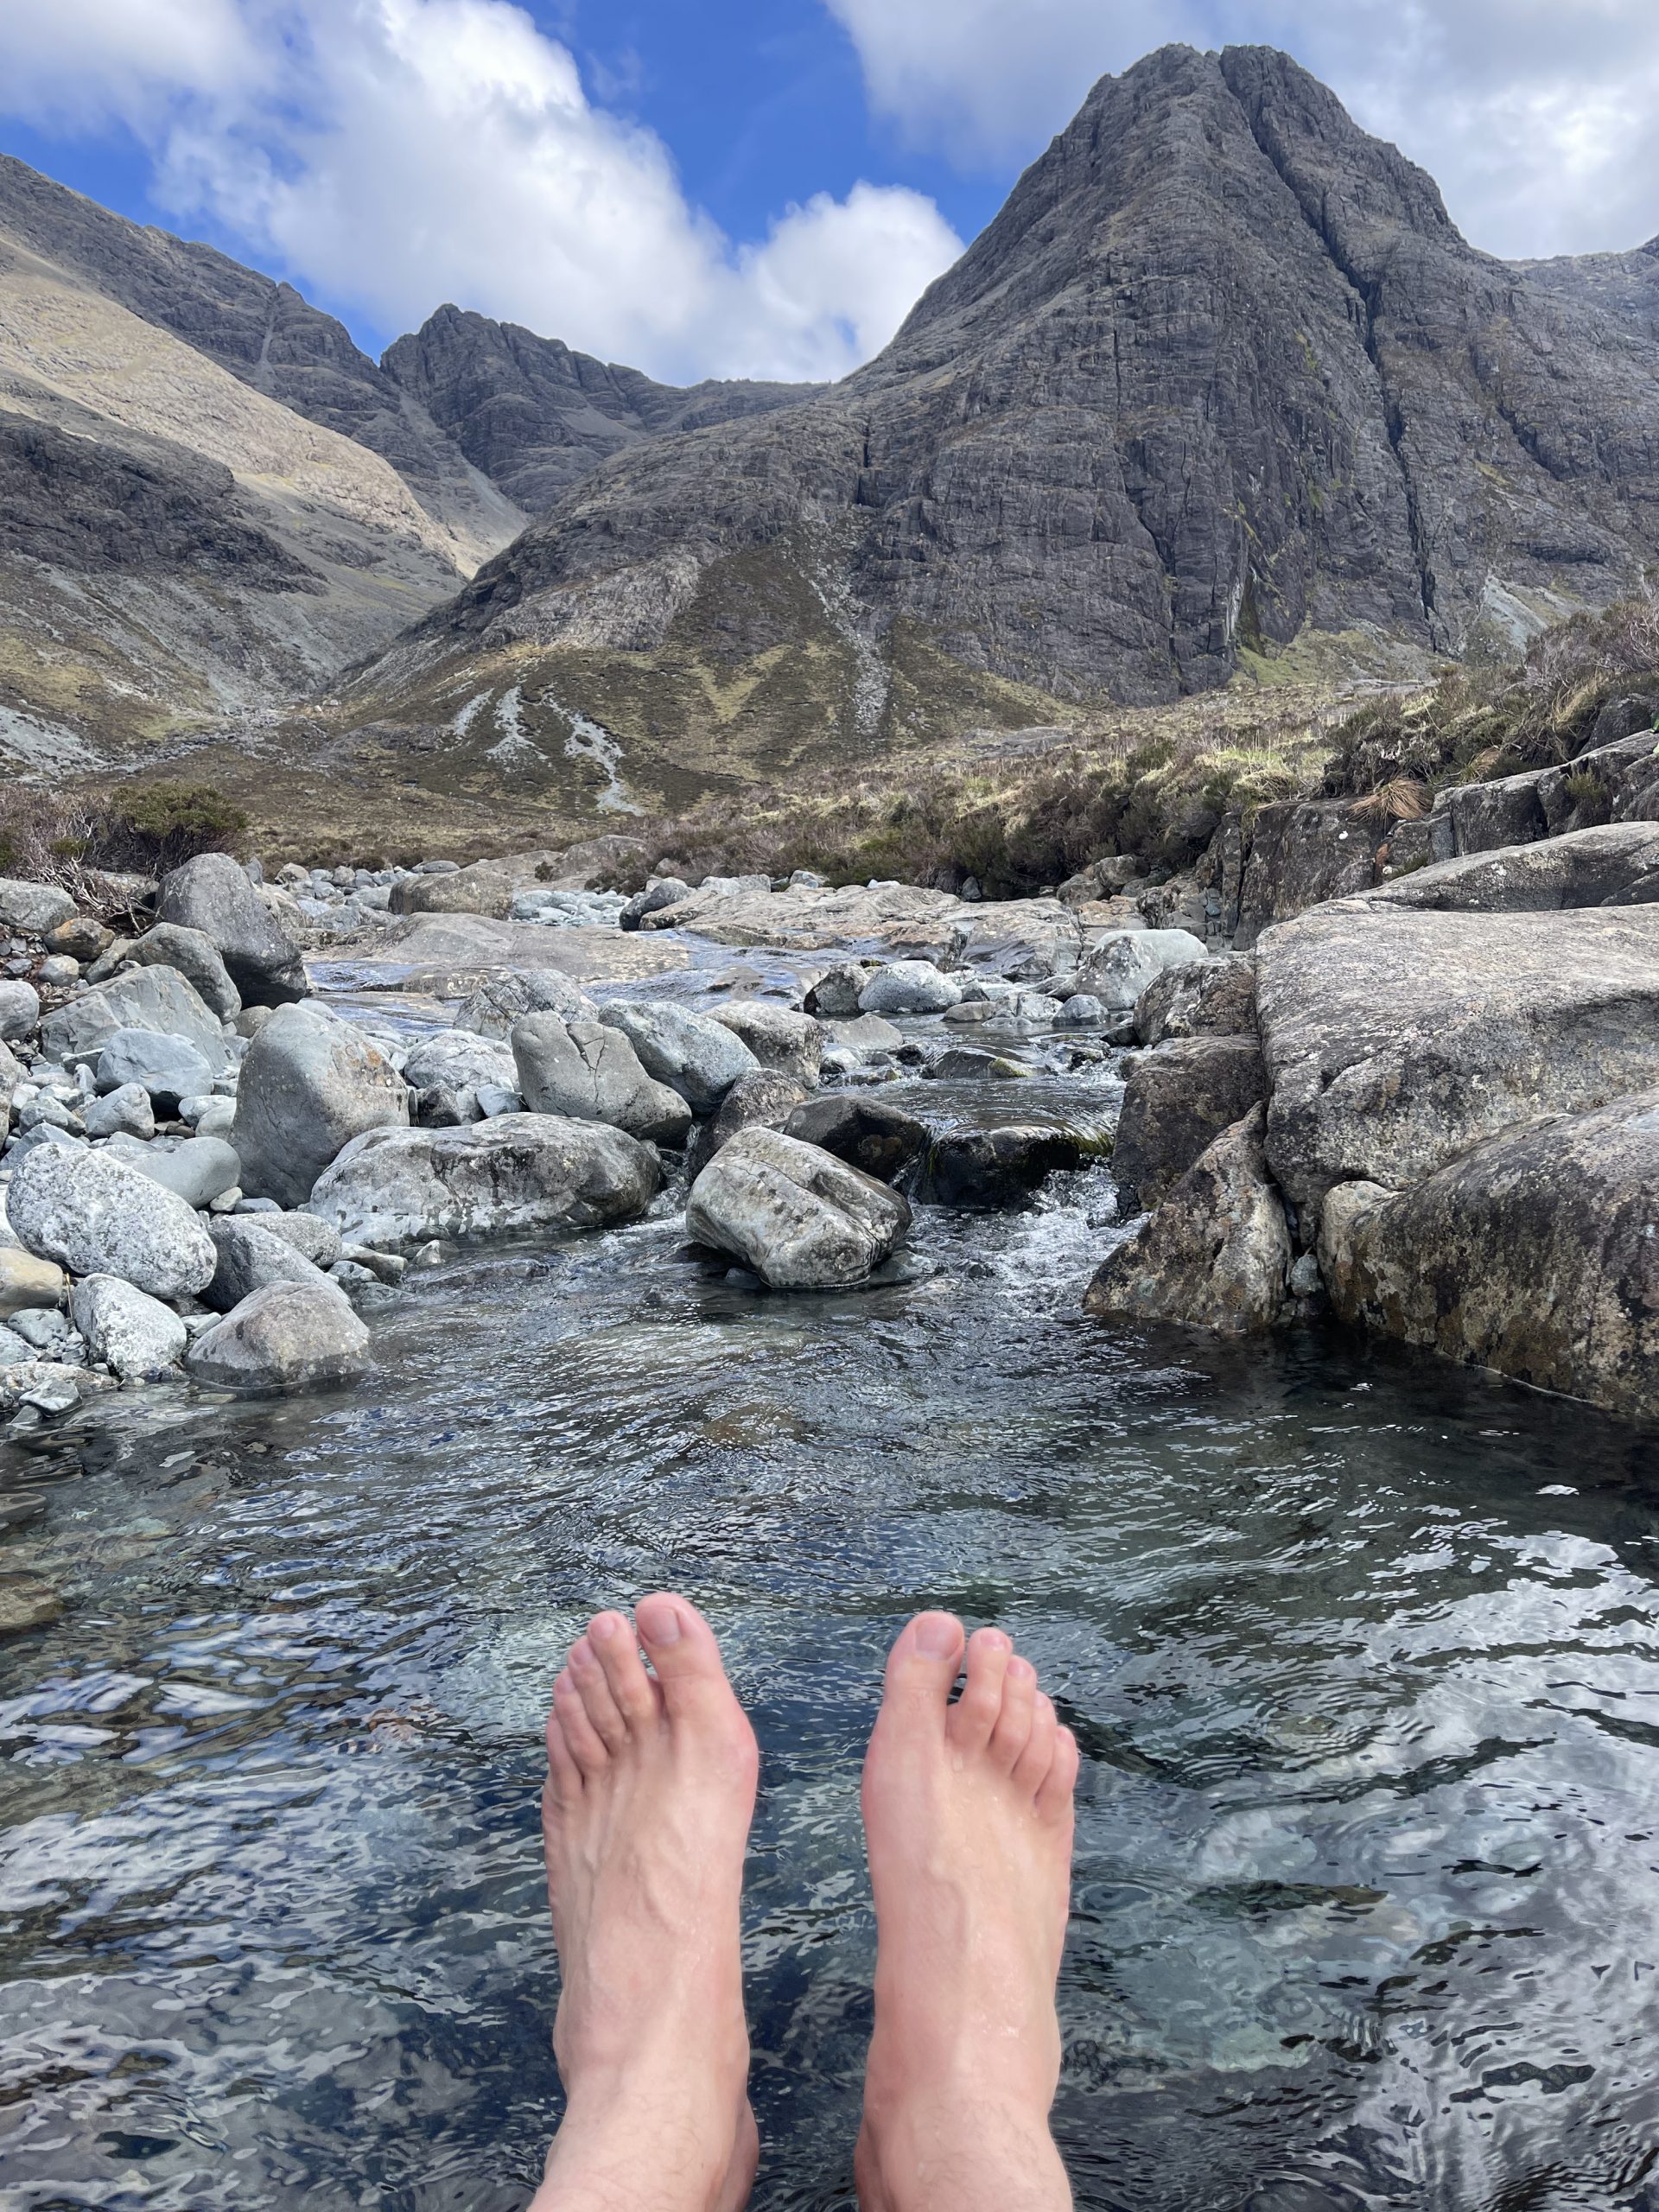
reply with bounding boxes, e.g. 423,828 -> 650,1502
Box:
3,2 -> 1659,385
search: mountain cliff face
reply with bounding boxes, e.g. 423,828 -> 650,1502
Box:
346,43 -> 1659,823
382,306 -> 819,514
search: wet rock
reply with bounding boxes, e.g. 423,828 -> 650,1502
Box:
858,961 -> 962,1016
1077,929 -> 1207,1013
42,965 -> 231,1074
401,1028 -> 519,1097
598,1001 -> 759,1113
686,1127 -> 911,1290
68,1274 -> 187,1380
620,877 -> 691,929
305,1114 -> 662,1248
155,852 -> 307,1005
185,1279 -> 370,1393
0,981 -> 40,1041
97,922 -> 242,1020
9,1141 -> 215,1299
819,1014 -> 905,1061
1316,1090 -> 1659,1422
926,1047 -> 1033,1079
339,1244 -> 406,1285
781,1095 -> 931,1184
1134,953 -> 1257,1047
81,1084 -> 156,1140
0,1244 -> 67,1319
0,1360 -> 84,1414
804,961 -> 882,1017
1085,1107 -> 1292,1334
1112,1035 -> 1268,1211
231,1003 -> 409,1208
920,1126 -> 1088,1209
685,1071 -> 810,1179
1255,901 -> 1659,1217
0,878 -> 75,934
453,969 -> 594,1039
512,1012 -> 692,1144
0,1575 -> 64,1636
204,1217 -> 337,1311
105,1133 -> 242,1211
95,1027 -> 216,1111
709,1002 -> 823,1085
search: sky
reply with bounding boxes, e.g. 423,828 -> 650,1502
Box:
2,1 -> 1658,388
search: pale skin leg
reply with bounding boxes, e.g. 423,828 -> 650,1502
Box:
531,1593 -> 760,2212
855,1613 -> 1079,2212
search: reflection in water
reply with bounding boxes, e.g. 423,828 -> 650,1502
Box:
3,1172 -> 1659,2210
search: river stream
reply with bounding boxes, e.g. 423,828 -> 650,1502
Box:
2,947 -> 1657,2211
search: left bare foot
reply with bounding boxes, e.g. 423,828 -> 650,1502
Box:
531,1594 -> 760,2212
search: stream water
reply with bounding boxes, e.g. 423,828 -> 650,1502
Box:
3,957 -> 1659,2211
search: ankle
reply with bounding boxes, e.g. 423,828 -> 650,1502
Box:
536,2075 -> 747,2212
858,2094 -> 1071,2212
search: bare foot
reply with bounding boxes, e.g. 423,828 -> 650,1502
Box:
855,1614 -> 1078,2212
531,1593 -> 760,2212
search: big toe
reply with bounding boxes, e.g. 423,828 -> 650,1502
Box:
635,1593 -> 743,1723
876,1611 -> 966,1738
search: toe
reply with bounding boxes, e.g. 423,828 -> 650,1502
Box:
634,1593 -> 734,1720
1038,1725 -> 1081,1823
589,1610 -> 660,1731
570,1637 -> 630,1754
947,1627 -> 1012,1754
553,1667 -> 609,1777
1012,1689 -> 1058,1796
877,1611 -> 966,1735
544,1703 -> 582,1802
988,1653 -> 1038,1773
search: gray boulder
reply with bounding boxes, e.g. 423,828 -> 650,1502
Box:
918,1126 -> 1088,1210
686,1127 -> 911,1289
0,981 -> 40,1041
453,969 -> 594,1039
685,1071 -> 810,1179
82,1084 -> 156,1140
781,1095 -> 931,1184
710,1002 -> 823,1085
155,853 -> 307,1005
96,1028 -> 216,1112
1078,929 -> 1208,1013
819,1014 -> 906,1060
858,961 -> 962,1016
620,877 -> 691,929
249,1211 -> 343,1268
1112,1035 -> 1268,1212
1134,953 -> 1257,1048
101,923 -> 242,1020
1085,1107 -> 1292,1334
402,1029 -> 519,1096
41,966 -> 231,1071
304,1115 -> 661,1249
9,1141 -> 215,1299
1316,1090 -> 1659,1422
1256,900 -> 1659,1218
597,1001 -> 759,1113
68,1274 -> 186,1381
0,1244 -> 67,1317
204,1217 -> 338,1312
1364,822 -> 1659,913
512,1013 -> 692,1144
185,1279 -> 370,1393
231,1004 -> 409,1207
105,1133 -> 242,1211
0,878 -> 75,934
804,961 -> 882,1017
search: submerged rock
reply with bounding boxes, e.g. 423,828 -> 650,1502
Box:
0,1575 -> 65,1636
232,1003 -> 409,1208
186,1279 -> 370,1393
1112,1034 -> 1267,1212
512,1012 -> 692,1144
9,1141 -> 215,1300
1086,1107 -> 1292,1334
68,1274 -> 186,1381
305,1114 -> 662,1248
781,1095 -> 931,1184
686,1127 -> 911,1289
1316,1091 -> 1659,1422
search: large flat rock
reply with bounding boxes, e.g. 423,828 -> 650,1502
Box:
640,883 -> 1082,970
335,917 -> 688,995
1256,900 -> 1659,1215
1363,822 -> 1659,913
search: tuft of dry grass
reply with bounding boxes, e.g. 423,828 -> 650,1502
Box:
0,781 -> 250,913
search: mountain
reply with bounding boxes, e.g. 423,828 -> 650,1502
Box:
383,305 -> 821,514
340,42 -> 1659,826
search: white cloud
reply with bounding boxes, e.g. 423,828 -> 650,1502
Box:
824,0 -> 1659,260
0,0 -> 963,383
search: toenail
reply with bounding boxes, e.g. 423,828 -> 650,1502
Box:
1009,1656 -> 1035,1681
912,1613 -> 960,1657
639,1597 -> 683,1645
589,1613 -> 620,1642
978,1629 -> 1012,1652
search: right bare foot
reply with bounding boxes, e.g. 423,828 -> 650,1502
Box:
855,1613 -> 1078,2212
531,1594 -> 760,2212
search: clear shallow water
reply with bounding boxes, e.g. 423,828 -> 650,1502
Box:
4,1164 -> 1659,2205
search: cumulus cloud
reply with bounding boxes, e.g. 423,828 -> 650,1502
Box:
0,0 -> 963,382
824,0 -> 1659,260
